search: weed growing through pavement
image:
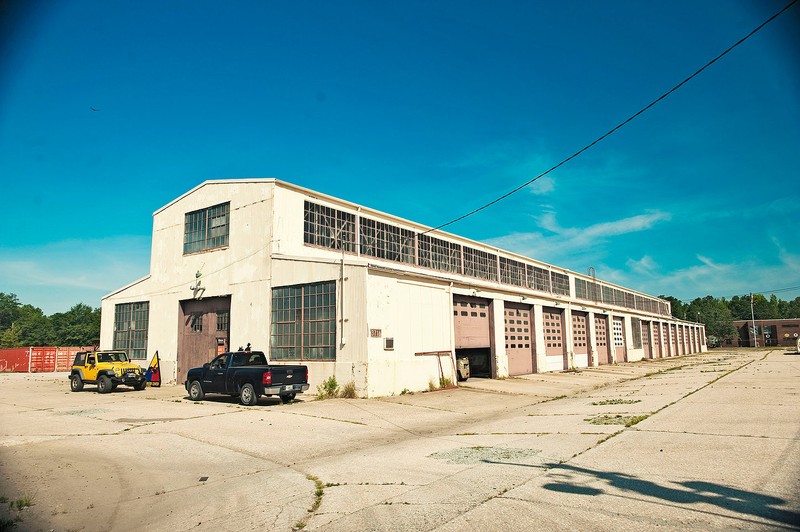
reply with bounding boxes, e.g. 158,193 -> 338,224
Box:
596,430 -> 623,445
591,399 -> 641,406
13,496 -> 32,511
316,377 -> 359,399
316,376 -> 339,399
339,381 -> 357,399
293,475 -> 326,531
586,414 -> 650,427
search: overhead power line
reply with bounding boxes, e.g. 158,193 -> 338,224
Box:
426,0 -> 798,235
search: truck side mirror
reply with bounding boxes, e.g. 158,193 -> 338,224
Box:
203,363 -> 210,369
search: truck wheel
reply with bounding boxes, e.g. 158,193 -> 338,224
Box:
281,393 -> 296,404
70,374 -> 84,392
97,375 -> 112,394
240,383 -> 258,406
188,380 -> 205,401
134,380 -> 147,391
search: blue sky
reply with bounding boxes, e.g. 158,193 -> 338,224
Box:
1,0 -> 798,314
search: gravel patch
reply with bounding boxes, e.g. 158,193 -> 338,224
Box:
428,446 -> 541,465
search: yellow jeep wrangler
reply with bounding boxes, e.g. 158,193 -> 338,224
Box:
69,350 -> 146,393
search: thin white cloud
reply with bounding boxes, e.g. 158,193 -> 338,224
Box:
0,236 -> 151,313
626,255 -> 659,276
442,141 -> 559,197
696,255 -> 724,270
607,246 -> 800,302
529,175 -> 555,195
485,210 -> 672,271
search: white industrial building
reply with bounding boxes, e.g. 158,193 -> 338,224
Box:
101,179 -> 706,397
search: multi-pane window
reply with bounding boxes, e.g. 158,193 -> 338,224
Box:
530,266 -> 551,293
575,278 -> 588,300
216,311 -> 229,332
184,203 -> 230,254
614,289 -> 625,307
418,234 -> 461,273
631,318 -> 642,349
551,272 -> 570,296
360,217 -> 415,264
499,257 -> 526,287
303,201 -> 356,252
190,313 -> 203,332
302,201 -> 668,316
113,302 -> 149,360
271,281 -> 336,361
464,247 -> 497,281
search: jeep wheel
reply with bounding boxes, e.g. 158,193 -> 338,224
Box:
188,380 -> 204,401
134,380 -> 147,391
240,383 -> 258,406
97,375 -> 112,394
280,392 -> 296,404
70,374 -> 84,392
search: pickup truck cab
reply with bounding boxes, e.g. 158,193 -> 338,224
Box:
185,351 -> 309,406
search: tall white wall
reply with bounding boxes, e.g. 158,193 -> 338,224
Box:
101,181 -> 277,383
364,273 -> 454,397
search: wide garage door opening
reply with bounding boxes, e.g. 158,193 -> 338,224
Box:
456,348 -> 492,378
453,295 -> 493,378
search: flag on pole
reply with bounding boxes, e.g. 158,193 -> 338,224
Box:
145,351 -> 161,387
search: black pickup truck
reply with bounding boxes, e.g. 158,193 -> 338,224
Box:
184,351 -> 309,406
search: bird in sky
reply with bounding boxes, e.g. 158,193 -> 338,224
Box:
90,107 -> 99,111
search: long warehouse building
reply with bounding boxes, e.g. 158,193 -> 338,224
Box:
100,179 -> 706,397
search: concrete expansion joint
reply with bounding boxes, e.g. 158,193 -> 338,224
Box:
639,428 -> 795,441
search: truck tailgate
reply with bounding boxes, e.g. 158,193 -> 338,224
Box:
269,365 -> 307,385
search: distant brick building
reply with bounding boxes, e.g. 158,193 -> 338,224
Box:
732,319 -> 800,347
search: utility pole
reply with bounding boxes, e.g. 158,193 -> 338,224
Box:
750,292 -> 758,348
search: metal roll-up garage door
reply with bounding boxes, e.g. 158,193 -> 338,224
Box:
642,321 -> 653,358
543,307 -> 566,370
453,295 -> 492,377
653,322 -> 662,358
505,303 -> 534,375
595,315 -> 610,365
663,323 -> 670,356
571,311 -> 588,356
670,324 -> 678,356
612,317 -> 626,362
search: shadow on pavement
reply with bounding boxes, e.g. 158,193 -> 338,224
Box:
539,462 -> 800,528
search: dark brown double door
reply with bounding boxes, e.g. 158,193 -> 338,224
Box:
177,296 -> 231,381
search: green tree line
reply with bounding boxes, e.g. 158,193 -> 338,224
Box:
0,293 -> 100,348
2,290 -> 798,349
659,293 -> 800,343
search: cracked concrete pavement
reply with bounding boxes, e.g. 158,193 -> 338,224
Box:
1,348 -> 798,531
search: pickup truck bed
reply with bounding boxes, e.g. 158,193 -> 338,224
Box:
185,351 -> 309,405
